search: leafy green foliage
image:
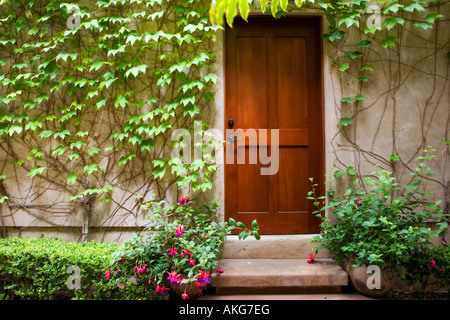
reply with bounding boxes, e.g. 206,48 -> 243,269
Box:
0,237 -> 144,300
308,150 -> 448,271
0,0 -> 221,220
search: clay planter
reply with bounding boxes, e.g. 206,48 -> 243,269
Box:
345,257 -> 396,298
168,275 -> 201,300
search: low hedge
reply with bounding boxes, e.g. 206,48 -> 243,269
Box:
0,236 -> 159,300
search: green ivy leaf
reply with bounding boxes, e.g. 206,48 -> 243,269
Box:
239,0 -> 250,21
403,3 -> 425,12
67,173 -> 77,184
340,117 -> 352,127
383,17 -> 404,31
83,164 -> 99,175
345,51 -> 362,59
424,13 -> 443,24
413,23 -> 432,30
338,63 -> 350,72
50,146 -> 66,156
125,65 -> 147,78
152,166 -> 166,180
341,97 -> 354,103
380,36 -> 398,48
28,166 -> 46,178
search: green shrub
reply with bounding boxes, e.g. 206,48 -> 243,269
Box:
0,236 -> 159,300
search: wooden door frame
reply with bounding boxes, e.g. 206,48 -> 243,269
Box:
223,15 -> 325,234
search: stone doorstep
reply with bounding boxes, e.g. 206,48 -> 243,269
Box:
211,258 -> 349,294
220,234 -> 331,259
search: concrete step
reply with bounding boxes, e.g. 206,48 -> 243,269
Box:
220,234 -> 330,259
211,258 -> 348,295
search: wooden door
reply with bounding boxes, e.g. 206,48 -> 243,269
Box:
224,16 -> 323,234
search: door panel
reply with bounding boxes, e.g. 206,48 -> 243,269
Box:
225,16 -> 323,234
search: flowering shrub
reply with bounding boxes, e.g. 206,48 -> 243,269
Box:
108,197 -> 259,299
308,151 -> 448,272
400,244 -> 450,299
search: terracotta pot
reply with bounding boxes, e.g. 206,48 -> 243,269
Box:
168,275 -> 201,300
345,256 -> 396,298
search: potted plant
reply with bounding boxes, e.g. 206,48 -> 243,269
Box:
108,196 -> 259,300
308,158 -> 447,297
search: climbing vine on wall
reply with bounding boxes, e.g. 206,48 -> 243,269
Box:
0,0 -> 221,239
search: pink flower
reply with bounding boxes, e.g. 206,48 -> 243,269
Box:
105,269 -> 111,280
168,247 -> 177,256
429,260 -> 436,267
175,225 -> 184,238
167,271 -> 180,283
178,195 -> 191,204
356,197 -> 362,206
307,252 -> 316,264
181,249 -> 192,258
135,264 -> 148,274
188,258 -> 196,266
217,268 -> 224,274
182,291 -> 189,300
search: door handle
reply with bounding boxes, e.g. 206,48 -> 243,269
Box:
227,135 -> 237,144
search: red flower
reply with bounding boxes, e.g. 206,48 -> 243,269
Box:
197,270 -> 211,284
188,258 -> 196,266
217,268 -> 224,274
356,197 -> 362,206
429,260 -> 436,267
182,291 -> 189,300
307,252 -> 316,264
105,269 -> 111,280
167,271 -> 180,283
175,225 -> 184,238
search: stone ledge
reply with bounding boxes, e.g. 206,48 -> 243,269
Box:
220,234 -> 330,259
212,258 -> 348,290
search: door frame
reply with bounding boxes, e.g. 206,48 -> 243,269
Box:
223,14 -> 325,234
